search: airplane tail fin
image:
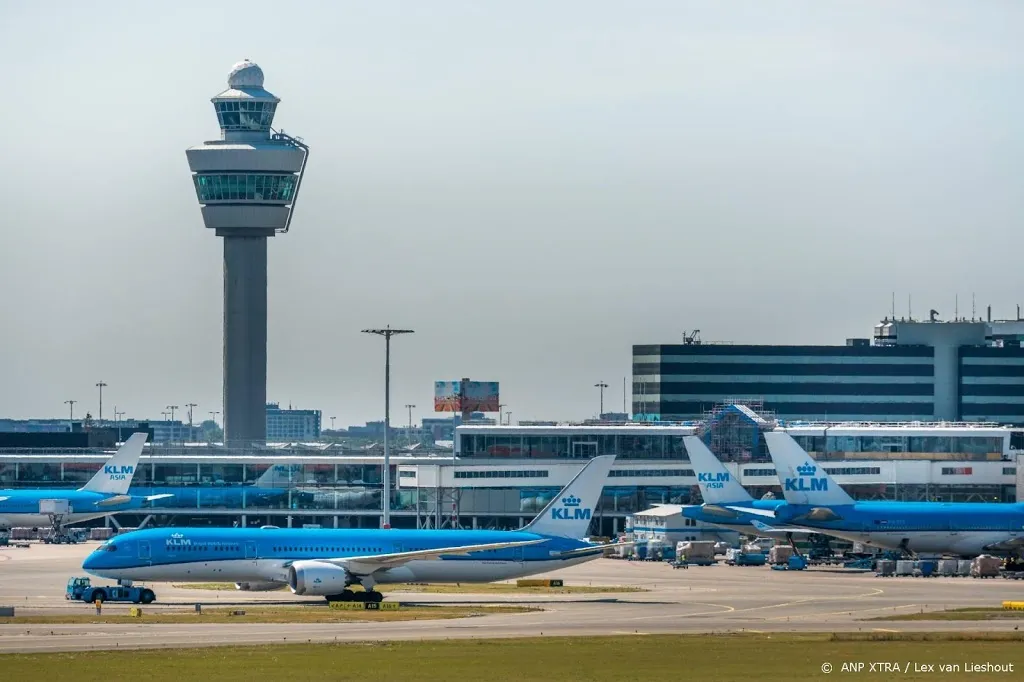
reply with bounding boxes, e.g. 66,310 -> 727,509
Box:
521,455 -> 615,539
81,432 -> 148,495
763,431 -> 855,506
683,436 -> 752,504
254,463 -> 296,488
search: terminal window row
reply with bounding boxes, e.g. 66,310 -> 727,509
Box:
792,435 -> 1002,456
609,469 -> 694,477
214,100 -> 277,131
194,173 -> 296,203
453,470 -> 549,479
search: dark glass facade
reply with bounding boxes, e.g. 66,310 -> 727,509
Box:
634,344 -> 936,421
959,346 -> 1024,424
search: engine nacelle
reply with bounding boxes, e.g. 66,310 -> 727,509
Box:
234,581 -> 284,592
287,560 -> 350,596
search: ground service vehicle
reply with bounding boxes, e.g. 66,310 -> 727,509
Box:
65,577 -> 155,604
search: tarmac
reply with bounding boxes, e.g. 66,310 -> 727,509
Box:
2,542 -> 1023,653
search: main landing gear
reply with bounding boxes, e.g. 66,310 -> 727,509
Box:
325,590 -> 384,604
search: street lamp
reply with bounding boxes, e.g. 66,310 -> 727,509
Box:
209,410 -> 220,424
95,382 -> 108,421
64,399 -> 77,426
362,325 -> 414,529
595,381 -> 609,417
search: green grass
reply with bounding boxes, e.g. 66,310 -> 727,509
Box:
2,605 -> 535,625
173,582 -> 645,594
2,634 -> 1022,680
869,607 -> 1024,621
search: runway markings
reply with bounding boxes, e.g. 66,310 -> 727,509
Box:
765,604 -> 924,621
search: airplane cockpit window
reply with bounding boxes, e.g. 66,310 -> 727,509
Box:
99,542 -> 118,552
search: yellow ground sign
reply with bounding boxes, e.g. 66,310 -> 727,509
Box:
329,601 -> 400,611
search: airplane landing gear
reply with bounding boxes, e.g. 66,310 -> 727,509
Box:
324,589 -> 384,604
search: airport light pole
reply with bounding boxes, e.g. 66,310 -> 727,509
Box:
167,405 -> 179,422
362,326 -> 414,529
505,411 -> 512,426
95,382 -> 108,421
64,399 -> 77,426
595,381 -> 608,417
330,416 -> 336,430
185,403 -> 198,428
162,411 -> 170,421
498,403 -> 506,425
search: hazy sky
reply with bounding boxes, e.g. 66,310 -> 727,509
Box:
0,1 -> 1022,427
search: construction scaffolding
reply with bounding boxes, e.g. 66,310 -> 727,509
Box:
697,399 -> 778,463
415,478 -> 463,530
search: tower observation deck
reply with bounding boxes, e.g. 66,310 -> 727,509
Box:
186,60 -> 310,445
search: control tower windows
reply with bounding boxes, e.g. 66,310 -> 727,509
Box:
193,174 -> 296,202
214,100 -> 278,132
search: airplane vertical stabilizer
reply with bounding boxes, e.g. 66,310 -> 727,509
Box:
683,436 -> 753,504
521,455 -> 615,539
80,433 -> 149,495
763,431 -> 855,506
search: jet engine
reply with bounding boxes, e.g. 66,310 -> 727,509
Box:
234,581 -> 284,592
287,560 -> 350,596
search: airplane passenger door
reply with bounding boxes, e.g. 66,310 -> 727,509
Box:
138,541 -> 151,565
513,546 -> 524,563
245,541 -> 258,560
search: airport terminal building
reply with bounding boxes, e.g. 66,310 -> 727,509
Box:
1,404 -> 1021,537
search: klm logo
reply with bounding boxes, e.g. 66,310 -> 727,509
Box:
551,495 -> 591,521
104,464 -> 134,481
698,472 -> 730,489
165,532 -> 192,548
784,461 -> 828,492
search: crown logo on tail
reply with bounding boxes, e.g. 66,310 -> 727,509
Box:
562,495 -> 581,507
796,462 -> 817,477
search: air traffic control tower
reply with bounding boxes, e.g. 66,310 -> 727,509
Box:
186,60 -> 310,445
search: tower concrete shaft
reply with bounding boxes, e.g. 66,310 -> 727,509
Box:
224,236 -> 268,444
186,59 -> 309,446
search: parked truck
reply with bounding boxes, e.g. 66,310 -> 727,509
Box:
65,577 -> 156,604
675,540 -> 716,567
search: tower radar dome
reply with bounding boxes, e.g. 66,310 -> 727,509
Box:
228,59 -> 265,89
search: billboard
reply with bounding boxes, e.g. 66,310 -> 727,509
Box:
434,381 -> 462,412
434,380 -> 500,413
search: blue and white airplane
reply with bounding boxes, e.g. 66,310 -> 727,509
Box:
0,433 -> 169,530
758,431 -> 1024,557
83,455 -> 626,602
678,436 -> 811,539
128,463 -> 295,510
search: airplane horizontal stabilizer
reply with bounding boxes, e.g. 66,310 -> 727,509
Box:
329,538 -> 548,575
726,505 -> 776,518
144,494 -> 175,502
750,519 -> 819,537
548,541 -> 635,559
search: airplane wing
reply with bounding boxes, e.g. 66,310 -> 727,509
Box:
750,519 -> 821,536
983,536 -> 1024,552
0,497 -> 8,503
321,539 -> 548,575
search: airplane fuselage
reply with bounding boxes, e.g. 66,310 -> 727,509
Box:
774,501 -> 1024,556
0,489 -> 145,528
83,527 -> 601,586
682,499 -> 787,534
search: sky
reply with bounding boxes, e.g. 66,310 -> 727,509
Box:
0,0 -> 1022,427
